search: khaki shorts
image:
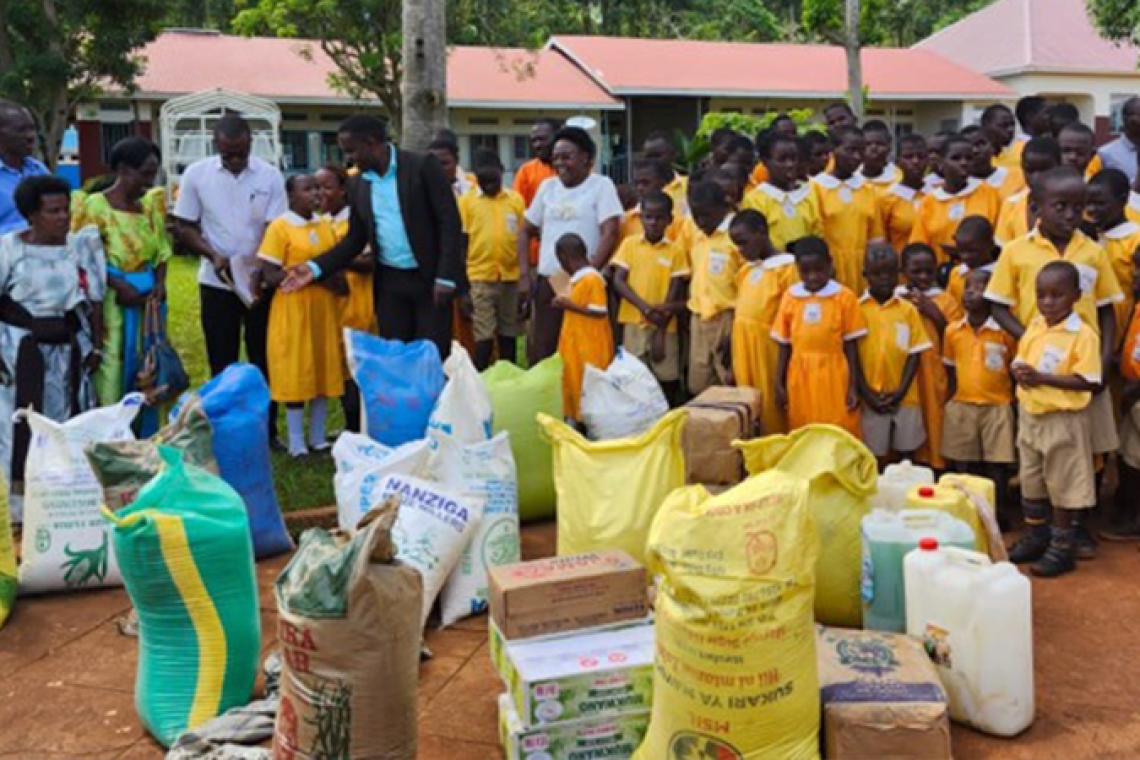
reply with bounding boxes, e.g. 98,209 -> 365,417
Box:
941,400 -> 1016,464
1120,403 -> 1140,470
861,404 -> 926,458
623,324 -> 680,383
1088,389 -> 1120,455
688,311 -> 734,395
470,281 -> 520,342
1018,408 -> 1096,509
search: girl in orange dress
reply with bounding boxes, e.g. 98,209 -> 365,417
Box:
554,233 -> 614,424
772,236 -> 867,436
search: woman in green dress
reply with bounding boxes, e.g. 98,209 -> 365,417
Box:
74,137 -> 171,434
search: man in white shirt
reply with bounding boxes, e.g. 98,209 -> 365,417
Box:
1100,96 -> 1140,185
173,114 -> 287,446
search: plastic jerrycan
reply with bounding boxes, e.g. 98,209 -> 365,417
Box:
905,540 -> 1035,737
871,460 -> 935,511
905,484 -> 987,554
861,509 -> 975,633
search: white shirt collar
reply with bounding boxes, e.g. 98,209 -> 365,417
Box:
859,290 -> 903,305
922,174 -> 945,192
813,173 -> 865,191
758,182 -> 811,204
897,284 -> 944,297
958,316 -> 1003,332
212,155 -> 261,177
282,211 -> 315,227
761,252 -> 796,271
931,177 -> 982,202
859,163 -> 898,185
983,166 -> 1009,188
888,183 -> 919,202
571,266 -> 599,284
1061,312 -> 1083,333
1104,221 -> 1140,240
957,262 -> 996,275
790,280 -> 842,298
330,207 -> 350,224
1129,191 -> 1140,214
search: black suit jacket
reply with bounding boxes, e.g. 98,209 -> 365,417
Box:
314,148 -> 466,292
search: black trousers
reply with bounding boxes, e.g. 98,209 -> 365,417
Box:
375,266 -> 452,359
200,284 -> 279,441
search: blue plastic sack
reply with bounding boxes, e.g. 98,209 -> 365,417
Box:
181,364 -> 293,559
346,332 -> 445,447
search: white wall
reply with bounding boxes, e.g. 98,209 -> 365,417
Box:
998,72 -> 1140,124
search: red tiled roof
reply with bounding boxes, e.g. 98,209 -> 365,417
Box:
133,31 -> 621,109
549,35 -> 1013,99
916,0 -> 1140,76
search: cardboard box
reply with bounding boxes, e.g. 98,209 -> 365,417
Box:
682,386 -> 762,485
817,626 -> 952,760
503,621 -> 655,726
489,615 -> 653,684
489,551 -> 648,641
498,694 -> 650,760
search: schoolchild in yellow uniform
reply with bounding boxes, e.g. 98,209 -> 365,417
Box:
963,124 -> 1025,201
729,209 -> 798,435
880,134 -> 928,252
910,135 -> 1002,264
621,159 -> 686,242
994,136 -> 1061,245
982,104 -> 1021,171
554,233 -> 614,424
945,215 -> 999,306
1008,261 -> 1103,578
1058,122 -> 1100,178
773,237 -> 866,437
459,150 -> 526,370
686,181 -> 744,394
1086,169 -> 1140,351
857,246 -> 930,466
713,163 -> 748,213
942,269 -> 1019,523
724,135 -> 757,194
642,130 -> 689,216
612,191 -> 690,402
923,131 -> 954,193
751,114 -> 798,188
742,133 -> 821,252
259,175 -> 345,458
859,120 -> 903,191
900,243 -> 963,470
801,132 -> 833,182
812,127 -> 886,292
1108,265 -> 1140,540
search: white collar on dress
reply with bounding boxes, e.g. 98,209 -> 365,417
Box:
896,284 -> 944,297
956,262 -> 996,275
758,182 -> 812,204
762,252 -> 796,270
931,177 -> 982,202
282,211 -> 315,227
956,316 -> 1003,332
888,183 -> 920,201
859,290 -> 903,305
790,280 -> 841,298
813,173 -> 866,191
1007,188 -> 1029,205
1061,312 -> 1083,333
1129,191 -> 1140,215
859,163 -> 898,185
571,266 -> 599,284
1104,221 -> 1140,240
923,174 -> 945,192
330,207 -> 350,224
982,166 -> 1009,188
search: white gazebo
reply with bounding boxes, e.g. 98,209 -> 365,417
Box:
158,88 -> 282,201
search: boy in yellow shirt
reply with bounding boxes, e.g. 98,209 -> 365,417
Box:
945,215 -> 999,306
686,180 -> 744,394
1085,168 -> 1140,349
612,191 -> 690,402
880,134 -> 928,252
742,133 -> 821,252
859,120 -> 902,190
910,135 -> 1002,264
459,150 -> 525,370
857,245 -> 930,466
1008,261 -> 1102,577
621,159 -> 685,242
994,136 -> 1060,245
812,126 -> 886,292
942,269 -> 1018,525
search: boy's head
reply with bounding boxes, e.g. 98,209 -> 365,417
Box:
801,132 -> 832,179
981,104 -> 1017,152
555,232 -> 590,274
792,236 -> 833,292
1016,96 -> 1050,138
427,138 -> 460,182
1035,260 -> 1081,325
952,215 -> 998,269
709,128 -> 738,168
940,135 -> 974,186
1047,102 -> 1081,139
1085,168 -> 1130,230
1021,136 -> 1061,190
631,158 -> 672,201
824,102 -> 857,140
772,114 -> 798,138
729,208 -> 772,262
901,243 -> 938,292
926,130 -> 957,177
642,130 -> 678,168
715,163 -> 748,206
689,180 -> 730,236
896,134 -> 928,186
1032,166 -> 1087,241
766,134 -> 800,187
831,126 -> 865,177
640,191 -> 674,243
726,134 -> 756,172
472,148 -> 504,194
963,268 -> 993,314
864,244 -> 900,302
1058,122 -> 1096,174
862,120 -> 893,174
960,125 -> 994,176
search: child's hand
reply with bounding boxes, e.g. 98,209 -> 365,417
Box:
776,382 -> 789,411
1011,363 -> 1041,387
551,295 -> 570,310
645,307 -> 670,329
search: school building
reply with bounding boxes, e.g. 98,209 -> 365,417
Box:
916,0 -> 1140,141
76,29 -> 1014,183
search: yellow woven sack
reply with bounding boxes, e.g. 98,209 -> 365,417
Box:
736,424 -> 877,627
634,472 -> 821,760
538,410 -> 686,565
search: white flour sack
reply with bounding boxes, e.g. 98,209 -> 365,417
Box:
332,433 -> 432,530
18,394 -> 144,594
431,433 -> 520,626
379,473 -> 483,629
427,342 -> 493,447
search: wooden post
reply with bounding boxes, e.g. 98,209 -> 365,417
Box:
401,0 -> 448,151
845,0 -> 865,120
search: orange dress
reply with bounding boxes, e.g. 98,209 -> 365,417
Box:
772,280 -> 867,436
906,287 -> 963,469
733,254 -> 799,435
559,267 -> 615,421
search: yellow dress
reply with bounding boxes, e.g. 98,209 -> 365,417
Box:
733,254 -> 799,435
260,212 -> 345,403
879,183 -> 924,252
772,280 -> 866,436
1099,221 -> 1140,350
812,174 -> 885,292
995,190 -> 1031,246
980,165 -> 1026,201
905,287 -> 963,470
558,268 -> 614,421
909,179 -> 1002,264
741,183 -> 822,253
329,208 -> 377,334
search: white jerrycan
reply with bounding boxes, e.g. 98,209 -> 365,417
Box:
904,541 -> 1034,737
871,459 -> 935,511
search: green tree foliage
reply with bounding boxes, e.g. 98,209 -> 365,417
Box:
164,0 -> 237,29
802,0 -> 993,46
1086,0 -> 1140,46
0,0 -> 167,168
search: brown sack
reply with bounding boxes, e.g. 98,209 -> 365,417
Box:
274,500 -> 423,760
817,626 -> 952,760
681,386 -> 762,485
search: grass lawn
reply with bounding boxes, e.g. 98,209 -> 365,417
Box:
166,254 -> 337,512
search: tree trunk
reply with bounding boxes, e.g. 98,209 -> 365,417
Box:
844,0 -> 865,120
38,0 -> 68,169
401,0 -> 447,151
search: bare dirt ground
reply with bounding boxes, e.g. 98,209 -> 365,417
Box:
2,520 -> 1139,759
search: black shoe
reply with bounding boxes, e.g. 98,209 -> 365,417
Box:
1074,526 -> 1098,561
269,437 -> 287,453
1031,544 -> 1076,578
1099,520 -> 1140,542
1008,525 -> 1051,564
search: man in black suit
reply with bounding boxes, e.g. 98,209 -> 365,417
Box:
282,115 -> 464,357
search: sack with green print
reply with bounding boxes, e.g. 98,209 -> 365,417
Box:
103,446 -> 260,747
